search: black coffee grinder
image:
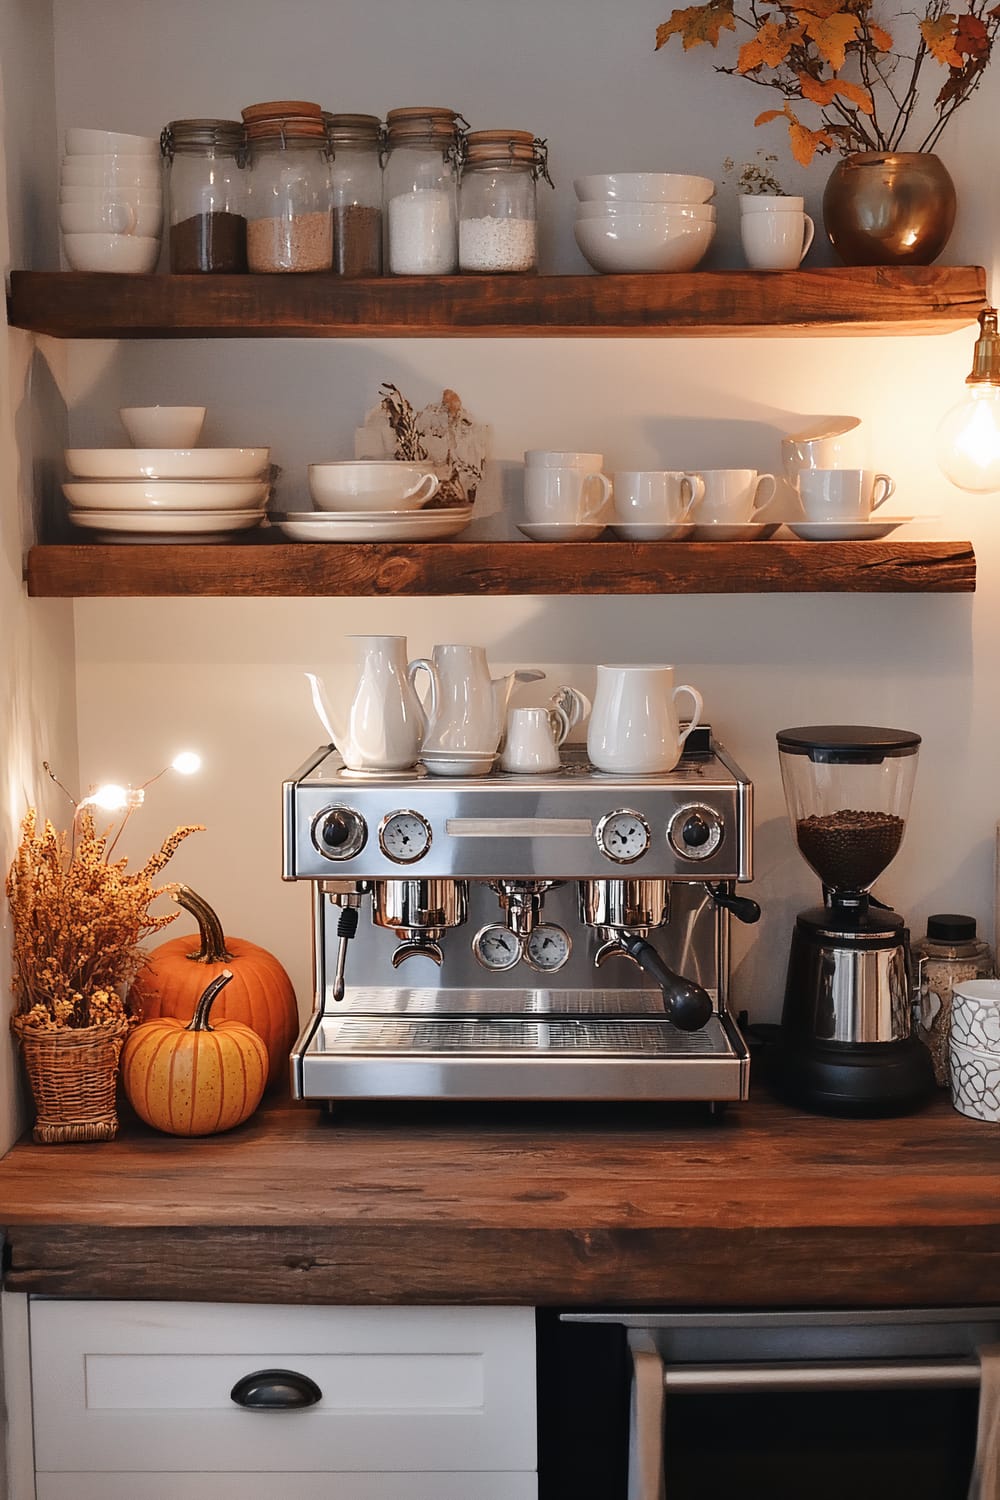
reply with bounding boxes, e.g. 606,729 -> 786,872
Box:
773,725 -> 934,1116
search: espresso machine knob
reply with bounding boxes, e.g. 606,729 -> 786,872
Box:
667,804 -> 724,860
311,805 -> 367,860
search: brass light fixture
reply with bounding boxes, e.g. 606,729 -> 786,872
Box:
937,306 -> 1000,493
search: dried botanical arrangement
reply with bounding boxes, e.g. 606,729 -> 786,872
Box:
723,150 -> 785,193
356,382 -> 490,506
656,0 -> 1000,163
7,786 -> 202,1032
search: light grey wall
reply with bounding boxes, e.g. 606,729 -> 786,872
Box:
45,0 -> 1000,1026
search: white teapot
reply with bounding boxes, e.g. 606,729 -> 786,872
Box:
415,643 -> 544,755
306,635 -> 438,772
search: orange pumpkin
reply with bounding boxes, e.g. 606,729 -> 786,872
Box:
123,969 -> 268,1136
129,886 -> 298,1091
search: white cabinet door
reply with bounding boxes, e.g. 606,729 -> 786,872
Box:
30,1301 -> 536,1482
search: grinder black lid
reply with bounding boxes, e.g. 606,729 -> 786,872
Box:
776,726 -> 921,763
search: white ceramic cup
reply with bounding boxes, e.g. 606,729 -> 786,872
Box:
740,210 -> 814,271
587,664 -> 703,775
500,705 -> 571,773
781,419 -> 866,484
797,468 -> 895,520
524,450 -> 605,470
612,470 -> 705,524
739,194 -> 805,214
690,469 -> 777,525
523,465 -> 612,525
308,461 -> 441,512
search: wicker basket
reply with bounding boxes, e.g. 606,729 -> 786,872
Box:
11,1015 -> 130,1144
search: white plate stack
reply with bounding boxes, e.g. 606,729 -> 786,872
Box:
63,447 -> 271,543
60,127 -> 162,273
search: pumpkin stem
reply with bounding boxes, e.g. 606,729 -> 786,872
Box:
173,885 -> 235,963
188,969 -> 234,1032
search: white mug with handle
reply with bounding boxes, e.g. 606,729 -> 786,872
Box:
740,209 -> 815,271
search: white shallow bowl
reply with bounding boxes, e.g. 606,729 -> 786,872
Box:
575,201 -> 716,222
67,508 -> 265,539
120,405 -> 206,448
308,461 -> 441,512
65,128 -> 160,156
65,447 -> 270,480
62,233 -> 160,273
421,752 -> 497,778
63,479 -> 269,511
574,216 -> 714,274
275,509 -> 472,542
60,201 -> 162,237
61,158 -> 162,185
574,172 -> 715,204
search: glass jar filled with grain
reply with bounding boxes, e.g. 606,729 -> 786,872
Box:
459,130 -> 551,274
323,112 -> 384,277
242,100 -> 333,273
383,106 -> 465,275
161,119 -> 248,273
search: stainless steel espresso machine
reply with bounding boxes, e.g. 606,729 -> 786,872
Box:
282,728 -> 760,1106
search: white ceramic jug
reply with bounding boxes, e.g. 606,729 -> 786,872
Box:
586,664 -> 703,775
305,636 -> 438,772
415,643 -> 544,754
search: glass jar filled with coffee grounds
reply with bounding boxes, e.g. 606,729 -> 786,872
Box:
383,106 -> 466,275
161,119 -> 248,273
459,130 -> 551,273
324,112 -> 384,277
242,100 -> 333,272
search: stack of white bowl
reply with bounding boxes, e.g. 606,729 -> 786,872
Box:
59,128 -> 163,273
573,172 -> 716,274
62,405 -> 271,543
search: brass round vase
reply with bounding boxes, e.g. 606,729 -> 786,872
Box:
823,152 -> 956,266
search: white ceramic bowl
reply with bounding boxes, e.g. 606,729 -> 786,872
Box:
63,478 -> 269,511
60,201 -> 163,236
65,447 -> 270,480
62,233 -> 160,273
574,172 -> 715,205
65,128 -> 160,156
575,201 -> 716,222
120,406 -> 206,448
61,160 -> 162,188
58,185 -> 161,205
574,215 -> 715,273
308,460 -> 442,512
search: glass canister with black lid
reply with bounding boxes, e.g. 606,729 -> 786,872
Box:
161,118 -> 248,273
459,129 -> 551,273
913,913 -> 995,1086
241,99 -> 333,272
383,106 -> 465,275
323,112 -> 383,277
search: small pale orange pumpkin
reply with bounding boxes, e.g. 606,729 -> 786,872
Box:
128,886 -> 298,1091
122,970 -> 268,1137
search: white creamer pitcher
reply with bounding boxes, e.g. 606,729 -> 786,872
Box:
306,635 -> 438,772
587,664 -> 703,775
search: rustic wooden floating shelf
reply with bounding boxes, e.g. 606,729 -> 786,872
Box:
25,539 -> 976,597
8,265 -> 986,338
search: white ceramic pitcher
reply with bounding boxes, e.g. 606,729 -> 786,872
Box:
415,643 -> 545,754
587,664 -> 703,775
306,635 -> 438,772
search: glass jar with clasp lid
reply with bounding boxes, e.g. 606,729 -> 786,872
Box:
241,99 -> 333,273
383,106 -> 467,275
459,130 -> 552,274
161,118 -> 248,273
323,112 -> 384,277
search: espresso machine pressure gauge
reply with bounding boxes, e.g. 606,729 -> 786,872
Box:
473,924 -> 522,970
525,924 -> 572,972
596,809 -> 651,863
379,810 -> 432,863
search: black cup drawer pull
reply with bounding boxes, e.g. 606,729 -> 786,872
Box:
230,1368 -> 322,1409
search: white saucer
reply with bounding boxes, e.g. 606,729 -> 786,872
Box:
276,508 -> 472,542
422,753 -> 497,778
610,522 -> 697,542
516,522 -> 607,542
785,516 -> 922,541
689,522 -> 783,541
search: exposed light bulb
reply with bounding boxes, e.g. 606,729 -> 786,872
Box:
937,306 -> 1000,493
171,751 -> 202,776
84,783 -> 129,812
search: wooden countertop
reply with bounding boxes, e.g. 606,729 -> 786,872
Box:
1,1091 -> 998,1308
